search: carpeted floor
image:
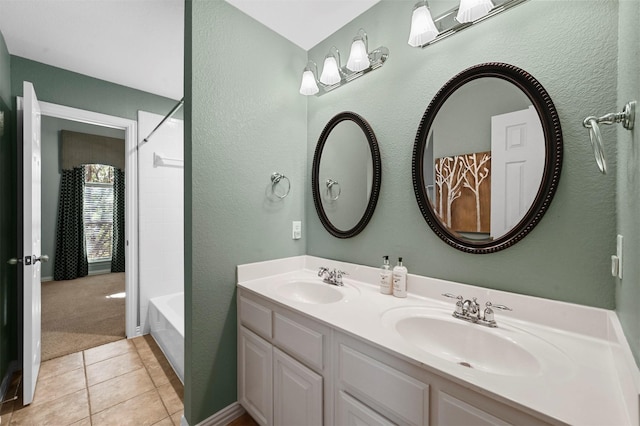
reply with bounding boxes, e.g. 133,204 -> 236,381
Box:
41,272 -> 126,361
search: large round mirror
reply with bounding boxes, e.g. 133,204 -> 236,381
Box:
412,63 -> 562,253
312,111 -> 381,238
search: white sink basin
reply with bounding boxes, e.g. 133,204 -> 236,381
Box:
275,280 -> 359,304
382,307 -> 570,377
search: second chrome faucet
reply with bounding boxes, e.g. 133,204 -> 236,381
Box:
318,266 -> 347,286
442,293 -> 512,328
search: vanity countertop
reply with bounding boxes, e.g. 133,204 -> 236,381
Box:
237,255 -> 639,425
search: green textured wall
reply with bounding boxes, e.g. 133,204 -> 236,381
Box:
186,0 -> 307,423
11,56 -> 181,120
616,0 -> 640,365
0,29 -> 16,393
306,0 -> 618,309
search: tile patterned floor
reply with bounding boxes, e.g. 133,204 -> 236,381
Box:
0,335 -> 183,426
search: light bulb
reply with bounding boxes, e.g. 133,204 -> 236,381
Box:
456,0 -> 494,23
299,69 -> 319,96
320,56 -> 341,85
346,39 -> 370,72
408,3 -> 439,47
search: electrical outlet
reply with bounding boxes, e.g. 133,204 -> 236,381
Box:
617,234 -> 623,279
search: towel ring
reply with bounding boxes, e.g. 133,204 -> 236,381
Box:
271,172 -> 291,199
326,179 -> 341,201
583,100 -> 635,175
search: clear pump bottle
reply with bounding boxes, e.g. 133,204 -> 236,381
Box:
379,255 -> 393,295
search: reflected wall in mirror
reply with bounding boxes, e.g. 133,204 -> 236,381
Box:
312,111 -> 381,238
413,63 -> 562,253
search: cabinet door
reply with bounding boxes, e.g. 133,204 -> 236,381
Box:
436,391 -> 512,426
273,348 -> 323,426
239,326 -> 273,426
337,391 -> 396,426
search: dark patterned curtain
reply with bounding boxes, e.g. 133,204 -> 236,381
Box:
111,168 -> 125,272
54,167 -> 89,280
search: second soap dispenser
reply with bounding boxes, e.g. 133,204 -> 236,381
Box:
392,257 -> 407,298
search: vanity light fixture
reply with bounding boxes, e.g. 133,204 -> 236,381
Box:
456,0 -> 494,23
299,28 -> 389,96
319,46 -> 343,86
408,1 -> 439,47
299,61 -> 320,96
408,0 -> 529,49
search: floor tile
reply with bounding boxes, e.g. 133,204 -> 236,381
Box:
89,367 -> 155,414
152,417 -> 174,426
137,346 -> 179,388
84,338 -> 136,366
10,388 -> 89,425
69,417 -> 92,426
170,411 -> 183,426
91,389 -> 168,426
85,351 -> 144,386
39,352 -> 84,380
157,377 -> 184,415
32,367 -> 86,406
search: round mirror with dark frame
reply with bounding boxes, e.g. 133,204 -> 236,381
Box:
312,111 -> 382,238
412,62 -> 562,254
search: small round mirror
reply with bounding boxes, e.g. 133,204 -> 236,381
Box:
312,112 -> 381,238
412,63 -> 563,253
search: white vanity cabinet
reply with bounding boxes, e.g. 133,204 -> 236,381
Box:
238,288 -> 556,426
238,290 -> 331,426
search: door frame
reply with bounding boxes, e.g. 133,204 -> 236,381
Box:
37,100 -> 140,338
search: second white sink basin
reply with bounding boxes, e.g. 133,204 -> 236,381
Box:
275,280 -> 359,305
382,306 -> 571,377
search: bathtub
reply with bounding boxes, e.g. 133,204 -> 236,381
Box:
148,292 -> 184,384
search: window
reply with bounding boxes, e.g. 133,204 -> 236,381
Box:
83,164 -> 114,263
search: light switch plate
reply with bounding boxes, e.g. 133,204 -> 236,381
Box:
292,221 -> 302,240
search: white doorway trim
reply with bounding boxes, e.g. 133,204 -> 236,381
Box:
38,100 -> 140,338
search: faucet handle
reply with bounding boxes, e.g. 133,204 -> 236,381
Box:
485,301 -> 513,311
336,270 -> 348,277
318,266 -> 329,276
442,293 -> 463,301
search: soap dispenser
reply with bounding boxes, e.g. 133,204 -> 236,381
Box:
379,255 -> 392,295
392,257 -> 407,298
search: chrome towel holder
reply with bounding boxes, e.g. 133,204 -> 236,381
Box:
583,100 -> 636,174
270,172 -> 291,199
326,179 -> 341,201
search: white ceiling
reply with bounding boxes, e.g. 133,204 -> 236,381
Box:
0,0 -> 380,101
225,0 -> 380,51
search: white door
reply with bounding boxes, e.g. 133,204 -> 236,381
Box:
490,106 -> 545,238
18,81 -> 44,405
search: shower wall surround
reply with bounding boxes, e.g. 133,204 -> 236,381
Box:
138,110 -> 184,334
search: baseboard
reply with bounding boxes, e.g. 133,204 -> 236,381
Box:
195,401 -> 246,426
41,269 -> 113,282
41,275 -> 53,282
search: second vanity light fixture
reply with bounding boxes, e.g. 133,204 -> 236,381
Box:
408,0 -> 529,48
299,28 -> 389,96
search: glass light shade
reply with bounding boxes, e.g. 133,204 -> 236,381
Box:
346,39 -> 370,72
456,0 -> 494,23
320,56 -> 341,85
299,69 -> 319,95
408,4 -> 439,47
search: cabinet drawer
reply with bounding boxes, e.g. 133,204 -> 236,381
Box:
436,391 -> 512,426
338,344 -> 429,426
239,296 -> 272,339
337,391 -> 395,426
273,312 -> 324,371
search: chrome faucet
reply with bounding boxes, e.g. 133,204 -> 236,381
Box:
318,266 -> 347,286
442,294 -> 512,328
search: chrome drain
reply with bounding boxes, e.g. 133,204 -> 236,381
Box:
458,361 -> 472,368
